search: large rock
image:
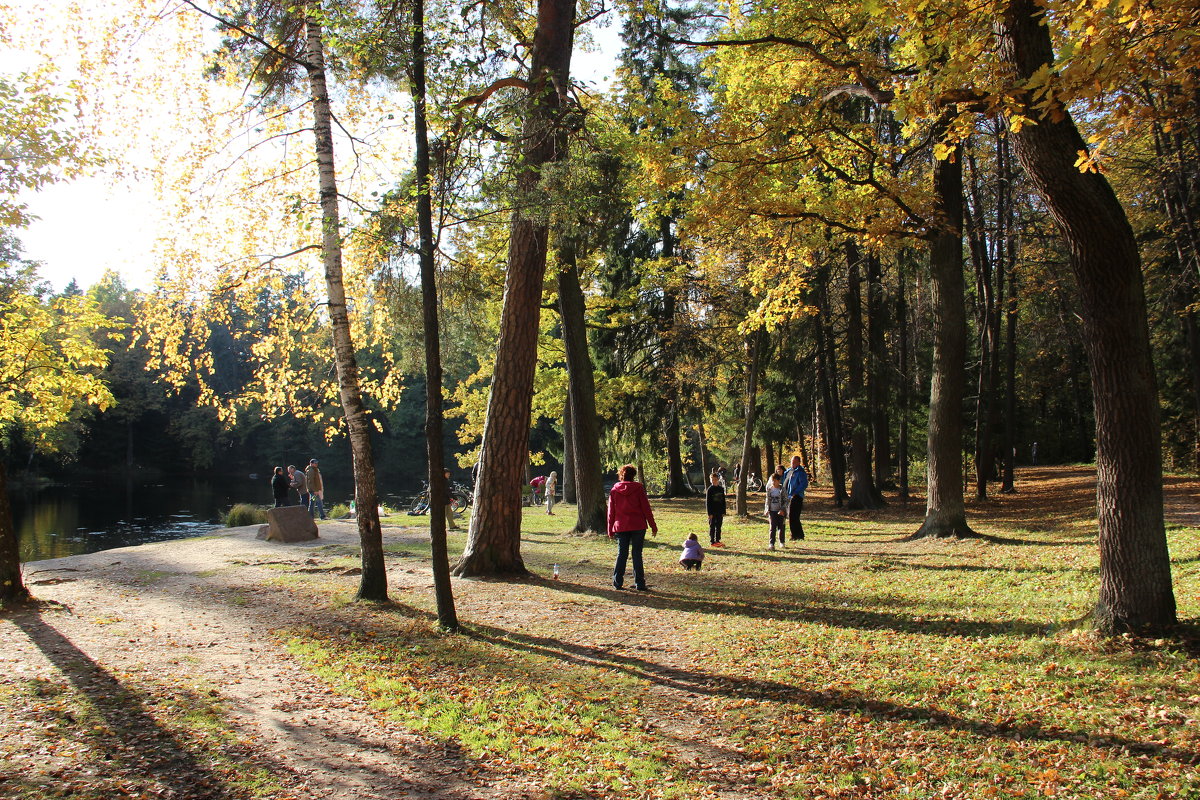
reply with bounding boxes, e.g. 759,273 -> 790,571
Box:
260,506 -> 319,543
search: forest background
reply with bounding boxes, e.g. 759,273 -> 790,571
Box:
2,0 -> 1198,552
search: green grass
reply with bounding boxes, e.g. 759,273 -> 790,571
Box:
257,492 -> 1200,797
222,503 -> 268,527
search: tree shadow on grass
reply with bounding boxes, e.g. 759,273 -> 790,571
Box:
535,576 -> 1040,638
464,621 -> 1200,767
8,606 -> 247,799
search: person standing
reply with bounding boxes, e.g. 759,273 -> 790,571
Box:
783,456 -> 809,541
287,465 -> 309,508
765,473 -> 787,549
545,471 -> 558,515
305,459 -> 326,520
443,468 -> 459,530
705,471 -> 727,547
607,464 -> 658,591
271,466 -> 289,508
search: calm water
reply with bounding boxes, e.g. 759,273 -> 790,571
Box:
12,475 -> 416,562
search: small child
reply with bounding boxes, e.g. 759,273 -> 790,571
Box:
705,472 -> 727,547
680,533 -> 704,570
765,473 -> 786,550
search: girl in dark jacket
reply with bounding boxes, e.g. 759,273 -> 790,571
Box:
607,464 -> 658,591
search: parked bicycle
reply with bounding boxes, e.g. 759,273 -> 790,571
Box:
408,480 -> 471,516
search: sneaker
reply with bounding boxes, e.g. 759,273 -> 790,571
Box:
635,585 -> 650,592
769,544 -> 776,551
612,583 -> 624,591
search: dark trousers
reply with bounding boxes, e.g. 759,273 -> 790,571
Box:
709,515 -> 724,544
612,529 -> 647,589
788,495 -> 805,539
680,558 -> 702,570
769,511 -> 786,544
274,497 -> 286,508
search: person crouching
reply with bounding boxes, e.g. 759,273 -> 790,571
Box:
680,533 -> 704,571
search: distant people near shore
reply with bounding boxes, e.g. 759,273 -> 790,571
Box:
706,471 -> 727,547
765,473 -> 786,550
287,465 -> 309,508
271,466 -> 289,508
680,533 -> 704,571
545,471 -> 558,515
607,464 -> 658,592
783,456 -> 809,541
305,459 -> 326,520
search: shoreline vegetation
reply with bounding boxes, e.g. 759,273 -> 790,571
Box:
2,465 -> 1198,799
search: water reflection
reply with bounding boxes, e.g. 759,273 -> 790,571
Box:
12,474 -> 418,562
14,478 -> 273,562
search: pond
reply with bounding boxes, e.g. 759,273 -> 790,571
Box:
10,474 -> 379,562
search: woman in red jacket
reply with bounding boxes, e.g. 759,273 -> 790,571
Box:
607,464 -> 658,591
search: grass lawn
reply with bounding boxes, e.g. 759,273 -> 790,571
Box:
279,467 -> 1200,799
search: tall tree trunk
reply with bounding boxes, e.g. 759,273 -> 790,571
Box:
898,264 -> 911,502
0,462 -> 30,604
998,0 -> 1176,632
303,7 -> 387,599
867,252 -> 892,491
966,146 -> 997,501
455,0 -> 576,575
663,402 -> 688,496
562,394 -> 576,504
1000,136 -> 1019,494
815,282 -> 849,506
912,139 -> 974,539
408,0 -> 457,628
696,421 -> 708,481
556,243 -> 605,533
735,330 -> 763,516
846,242 -> 884,509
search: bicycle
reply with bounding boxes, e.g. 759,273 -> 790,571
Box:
408,481 -> 471,515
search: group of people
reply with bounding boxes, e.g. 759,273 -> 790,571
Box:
606,456 -> 810,590
270,459 -> 327,520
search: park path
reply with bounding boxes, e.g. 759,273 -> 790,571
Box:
2,524 -> 525,800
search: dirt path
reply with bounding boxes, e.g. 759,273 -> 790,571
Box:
2,523 -> 517,800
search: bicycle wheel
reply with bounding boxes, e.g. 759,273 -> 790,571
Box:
411,491 -> 430,514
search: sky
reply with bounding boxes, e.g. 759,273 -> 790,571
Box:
17,14 -> 623,293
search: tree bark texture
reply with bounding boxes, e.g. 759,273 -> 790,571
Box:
998,0 -> 1176,632
735,330 -> 763,516
304,8 -> 387,600
913,141 -> 974,538
0,462 -> 30,604
815,280 -> 849,506
867,252 -> 892,491
663,402 -> 689,496
409,0 -> 457,628
455,0 -> 576,576
1000,135 -> 1019,494
845,242 -> 884,510
556,244 -> 606,533
898,286 -> 912,504
562,394 -> 576,505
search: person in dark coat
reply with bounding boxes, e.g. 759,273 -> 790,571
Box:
705,471 -> 727,547
270,466 -> 289,508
